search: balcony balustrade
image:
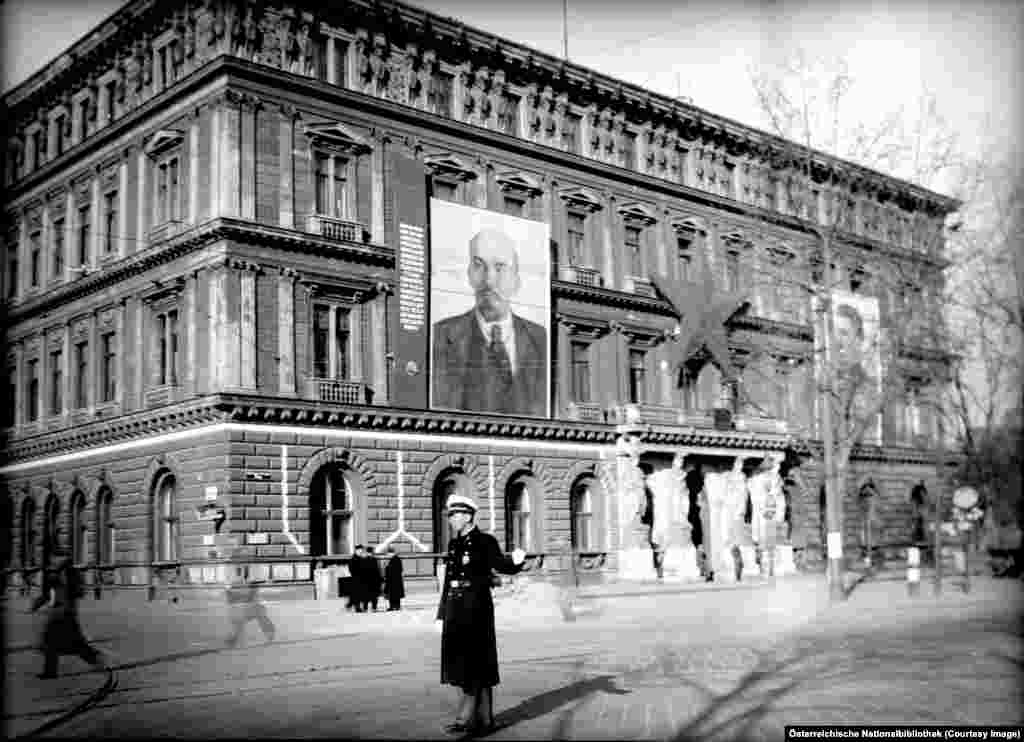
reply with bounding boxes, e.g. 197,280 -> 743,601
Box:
565,401 -> 606,422
556,263 -> 604,288
306,214 -> 367,244
623,275 -> 657,297
306,377 -> 371,405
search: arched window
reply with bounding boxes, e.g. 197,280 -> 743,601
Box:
21,498 -> 36,568
154,471 -> 178,562
70,491 -> 87,565
43,495 -> 59,567
96,487 -> 115,564
569,479 -> 594,551
432,470 -> 473,555
506,480 -> 532,552
310,465 -> 354,557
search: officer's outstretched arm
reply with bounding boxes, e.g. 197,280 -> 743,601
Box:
487,535 -> 526,576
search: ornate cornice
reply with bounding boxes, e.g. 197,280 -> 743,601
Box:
4,216 -> 394,324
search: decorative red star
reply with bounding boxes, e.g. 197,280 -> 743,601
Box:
650,254 -> 750,383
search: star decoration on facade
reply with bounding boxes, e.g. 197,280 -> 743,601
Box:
650,254 -> 750,383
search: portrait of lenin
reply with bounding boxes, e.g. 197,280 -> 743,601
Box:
431,227 -> 548,416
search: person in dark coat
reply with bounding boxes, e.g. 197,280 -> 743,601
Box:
349,545 -> 368,612
436,494 -> 526,735
367,549 -> 384,611
384,546 -> 405,611
32,556 -> 105,678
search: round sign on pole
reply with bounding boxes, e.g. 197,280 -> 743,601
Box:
952,486 -> 979,510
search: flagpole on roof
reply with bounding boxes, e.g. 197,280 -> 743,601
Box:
563,0 -> 569,60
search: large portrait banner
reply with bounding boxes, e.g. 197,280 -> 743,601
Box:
828,290 -> 883,444
429,199 -> 551,417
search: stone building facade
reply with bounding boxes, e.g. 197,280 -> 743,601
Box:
1,0 -> 958,599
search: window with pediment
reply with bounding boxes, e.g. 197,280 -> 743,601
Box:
672,219 -> 703,283
144,129 -> 186,233
52,214 -> 65,279
313,303 -> 351,381
424,153 -> 477,206
557,187 -> 603,280
144,281 -> 183,395
29,227 -> 42,289
53,113 -> 67,158
100,330 -> 117,403
3,360 -> 16,427
48,345 -> 63,417
496,171 -> 541,219
304,123 -> 372,236
73,337 -> 89,410
619,204 -> 657,286
25,355 -> 40,423
562,112 -> 580,154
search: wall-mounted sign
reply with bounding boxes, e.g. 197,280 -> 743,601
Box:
204,486 -> 219,502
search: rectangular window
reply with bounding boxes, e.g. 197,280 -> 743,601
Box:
334,41 -> 348,86
621,131 -> 636,169
432,180 -> 457,202
312,303 -> 351,379
562,113 -> 580,153
313,154 -> 349,218
79,99 -> 91,140
432,72 -> 453,116
30,230 -> 41,287
570,341 -> 591,403
31,130 -> 43,169
54,115 -> 66,156
503,196 -> 524,217
49,349 -> 62,416
77,205 -> 91,265
157,157 -> 180,224
169,41 -> 183,81
677,235 -> 693,281
725,251 -> 740,291
7,244 -> 18,299
628,349 -> 647,404
314,153 -> 329,215
104,80 -> 117,122
100,332 -> 117,402
498,96 -> 519,135
567,213 -> 585,265
52,218 -> 64,278
156,310 -> 179,386
158,46 -> 170,89
625,226 -> 642,276
103,190 -> 118,254
74,340 -> 88,409
27,359 -> 40,422
2,369 -> 15,427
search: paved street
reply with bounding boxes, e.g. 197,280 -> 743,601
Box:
4,576 -> 1022,740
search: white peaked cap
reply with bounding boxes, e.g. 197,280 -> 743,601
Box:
445,493 -> 479,514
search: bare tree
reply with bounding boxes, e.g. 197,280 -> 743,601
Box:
742,51 -> 968,598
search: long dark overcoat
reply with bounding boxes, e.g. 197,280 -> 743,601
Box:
385,554 -> 405,602
39,566 -> 91,655
436,527 -> 523,689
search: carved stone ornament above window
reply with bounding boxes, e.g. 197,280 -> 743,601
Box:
71,317 -> 90,342
617,202 -> 657,226
422,152 -> 478,182
557,312 -> 609,339
143,129 -> 185,158
303,122 -> 373,156
558,186 -> 603,213
141,276 -> 186,306
495,171 -> 542,198
671,216 -> 705,234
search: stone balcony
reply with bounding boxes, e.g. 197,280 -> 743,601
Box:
306,214 -> 368,244
557,264 -> 605,288
305,377 -> 373,405
623,276 -> 657,297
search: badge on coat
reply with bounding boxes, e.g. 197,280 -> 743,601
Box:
462,553 -> 470,565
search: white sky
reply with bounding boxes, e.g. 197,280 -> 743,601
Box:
4,0 -> 1021,179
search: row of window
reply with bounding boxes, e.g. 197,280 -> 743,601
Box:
14,488 -> 116,569
9,330 -> 118,427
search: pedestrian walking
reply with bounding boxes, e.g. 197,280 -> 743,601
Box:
224,564 -> 276,648
384,546 -> 405,611
367,549 -> 384,611
436,494 -> 526,735
32,555 -> 106,679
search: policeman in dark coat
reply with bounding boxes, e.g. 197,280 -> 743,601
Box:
367,549 -> 384,611
384,546 -> 405,611
349,545 -> 368,612
436,494 -> 526,735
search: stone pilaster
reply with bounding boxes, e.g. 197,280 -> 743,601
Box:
602,194 -> 616,290
239,264 -> 257,389
135,147 -> 147,248
90,173 -> 100,267
556,316 -> 572,417
61,323 -> 71,417
278,105 -> 294,229
371,134 -> 386,242
62,191 -> 74,280
326,36 -> 338,85
210,106 -> 221,216
117,158 -> 128,258
117,298 -> 127,408
208,264 -> 224,389
13,343 -> 24,426
349,302 -> 364,382
188,114 -> 200,224
185,272 -> 198,396
369,283 -> 390,404
277,268 -> 296,395
240,98 -> 257,220
656,206 -> 669,276
220,95 -> 241,218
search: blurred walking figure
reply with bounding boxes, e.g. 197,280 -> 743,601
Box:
384,546 -> 405,611
32,554 -> 106,679
224,564 -> 276,648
